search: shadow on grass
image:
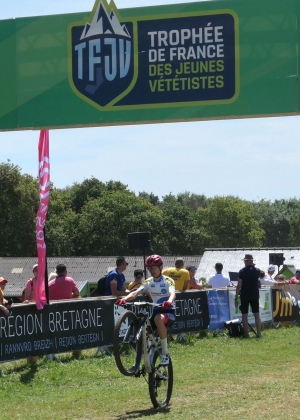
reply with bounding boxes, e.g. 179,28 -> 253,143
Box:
20,362 -> 39,384
116,407 -> 171,419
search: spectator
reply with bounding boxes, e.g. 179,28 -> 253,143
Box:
0,277 -> 10,316
116,254 -> 176,366
0,303 -> 9,316
289,269 -> 300,285
162,257 -> 190,291
258,270 -> 265,288
23,264 -> 38,303
235,254 -> 262,339
0,277 -> 8,305
128,269 -> 144,291
48,264 -> 80,300
186,266 -> 203,290
48,264 -> 80,360
104,256 -> 130,296
48,272 -> 57,282
276,274 -> 288,284
260,264 -> 276,286
207,263 -> 231,288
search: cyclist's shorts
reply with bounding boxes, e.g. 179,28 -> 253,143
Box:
150,311 -> 175,331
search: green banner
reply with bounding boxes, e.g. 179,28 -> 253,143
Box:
0,0 -> 298,131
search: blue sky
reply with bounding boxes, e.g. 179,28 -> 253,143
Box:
1,0 -> 299,202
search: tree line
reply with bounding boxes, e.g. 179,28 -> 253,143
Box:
1,161 -> 300,257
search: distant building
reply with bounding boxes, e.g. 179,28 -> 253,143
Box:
197,248 -> 300,284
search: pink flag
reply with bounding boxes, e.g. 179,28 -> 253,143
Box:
36,130 -> 50,310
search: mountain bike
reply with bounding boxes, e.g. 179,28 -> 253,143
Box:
113,301 -> 173,408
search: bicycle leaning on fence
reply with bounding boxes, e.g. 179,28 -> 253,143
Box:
113,301 -> 173,408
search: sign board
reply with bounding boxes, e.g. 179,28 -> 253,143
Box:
229,289 -> 273,324
0,0 -> 299,131
272,288 -> 300,322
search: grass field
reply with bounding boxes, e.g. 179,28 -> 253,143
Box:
1,325 -> 299,420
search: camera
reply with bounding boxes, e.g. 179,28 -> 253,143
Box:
5,298 -> 13,307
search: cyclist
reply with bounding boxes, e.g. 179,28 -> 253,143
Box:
116,254 -> 176,365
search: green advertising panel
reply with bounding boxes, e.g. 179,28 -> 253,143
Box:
0,0 -> 298,131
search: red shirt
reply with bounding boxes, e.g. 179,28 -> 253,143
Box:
48,276 -> 79,300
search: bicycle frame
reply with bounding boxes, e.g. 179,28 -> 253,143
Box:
135,306 -> 158,374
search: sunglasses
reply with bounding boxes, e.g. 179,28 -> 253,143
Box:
147,266 -> 159,270
278,277 -> 284,280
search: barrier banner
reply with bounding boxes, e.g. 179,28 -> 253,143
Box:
171,291 -> 209,333
272,288 -> 300,322
0,299 -> 114,362
229,289 -> 272,324
122,291 -> 210,334
207,289 -> 230,330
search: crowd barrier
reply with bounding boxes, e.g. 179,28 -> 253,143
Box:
0,286 -> 299,363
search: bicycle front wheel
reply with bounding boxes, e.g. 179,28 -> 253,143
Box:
148,350 -> 173,408
113,310 -> 142,376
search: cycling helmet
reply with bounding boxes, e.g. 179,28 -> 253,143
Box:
146,254 -> 163,267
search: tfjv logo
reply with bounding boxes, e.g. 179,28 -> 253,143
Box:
70,0 -> 134,108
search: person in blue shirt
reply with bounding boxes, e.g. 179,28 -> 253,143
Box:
104,256 -> 130,296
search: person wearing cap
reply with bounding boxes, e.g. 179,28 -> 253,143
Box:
207,263 -> 231,288
104,256 -> 130,296
186,266 -> 203,290
235,254 -> 262,338
162,258 -> 190,291
128,269 -> 144,291
23,263 -> 38,303
260,264 -> 276,286
289,269 -> 300,284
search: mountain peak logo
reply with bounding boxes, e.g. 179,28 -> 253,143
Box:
69,0 -> 135,108
80,1 -> 131,40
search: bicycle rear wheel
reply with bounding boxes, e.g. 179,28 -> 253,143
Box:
148,350 -> 173,408
113,310 -> 142,376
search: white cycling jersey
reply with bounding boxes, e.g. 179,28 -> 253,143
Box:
137,275 -> 175,308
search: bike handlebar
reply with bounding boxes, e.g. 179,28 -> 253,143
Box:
123,301 -> 161,308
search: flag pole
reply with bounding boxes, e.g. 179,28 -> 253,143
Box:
44,227 -> 49,304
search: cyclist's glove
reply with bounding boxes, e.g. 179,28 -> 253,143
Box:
162,301 -> 172,308
115,299 -> 127,306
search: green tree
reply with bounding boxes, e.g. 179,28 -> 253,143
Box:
160,194 -> 208,255
176,191 -> 209,211
0,161 -> 39,256
75,191 -> 164,255
252,198 -> 300,247
138,191 -> 160,206
198,196 -> 264,248
45,186 -> 78,256
288,206 -> 300,246
69,178 -> 129,214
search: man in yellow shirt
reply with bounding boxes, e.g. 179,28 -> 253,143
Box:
162,258 -> 190,291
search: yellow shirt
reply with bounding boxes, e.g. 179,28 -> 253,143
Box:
128,281 -> 143,291
162,268 -> 190,291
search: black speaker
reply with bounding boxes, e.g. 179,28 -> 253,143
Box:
269,253 -> 285,266
128,232 -> 152,251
